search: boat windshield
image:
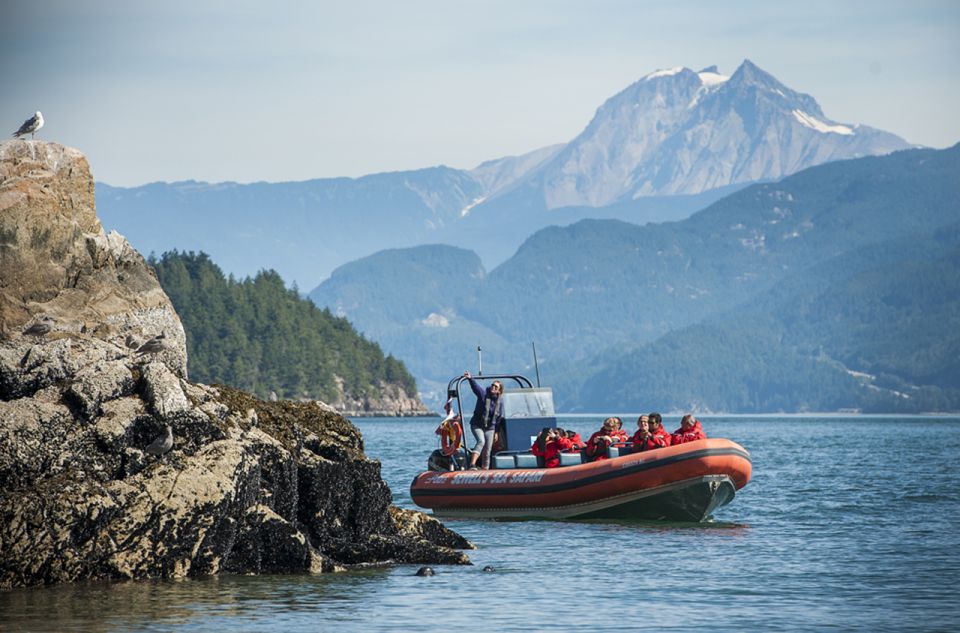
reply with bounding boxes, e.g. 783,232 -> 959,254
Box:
501,388 -> 555,418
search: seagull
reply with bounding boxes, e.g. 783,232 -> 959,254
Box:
13,111 -> 43,139
136,332 -> 167,355
145,425 -> 173,458
22,316 -> 53,337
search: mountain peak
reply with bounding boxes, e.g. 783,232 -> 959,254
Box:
729,58 -> 782,88
533,59 -> 913,207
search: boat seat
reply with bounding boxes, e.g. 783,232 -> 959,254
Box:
607,444 -> 634,458
558,452 -> 582,466
493,454 -> 516,469
514,453 -> 540,469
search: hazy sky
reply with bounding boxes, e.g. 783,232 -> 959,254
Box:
3,0 -> 958,186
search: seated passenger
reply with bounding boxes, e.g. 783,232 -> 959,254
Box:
671,414 -> 707,444
565,429 -> 585,450
647,412 -> 671,448
610,417 -> 629,443
530,428 -> 572,468
631,415 -> 659,452
585,417 -> 628,461
613,417 -> 630,444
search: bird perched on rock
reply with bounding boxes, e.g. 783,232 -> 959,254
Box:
145,425 -> 173,458
136,332 -> 167,355
13,111 -> 43,139
22,316 -> 53,338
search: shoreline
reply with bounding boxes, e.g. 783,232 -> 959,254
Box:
341,410 -> 438,418
349,411 -> 960,419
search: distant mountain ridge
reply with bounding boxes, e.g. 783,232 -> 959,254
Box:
96,60 -> 912,286
310,144 -> 960,412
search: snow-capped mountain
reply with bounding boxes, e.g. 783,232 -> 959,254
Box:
97,59 -> 915,286
498,59 -> 913,208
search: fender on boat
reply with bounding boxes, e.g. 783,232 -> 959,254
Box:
410,438 -> 751,522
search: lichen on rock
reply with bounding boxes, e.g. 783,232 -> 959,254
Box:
0,140 -> 471,590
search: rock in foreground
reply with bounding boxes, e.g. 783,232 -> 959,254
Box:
0,140 -> 471,590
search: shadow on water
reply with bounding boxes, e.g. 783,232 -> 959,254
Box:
484,515 -> 749,531
576,517 -> 750,531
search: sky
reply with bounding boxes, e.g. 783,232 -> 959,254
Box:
2,0 -> 959,187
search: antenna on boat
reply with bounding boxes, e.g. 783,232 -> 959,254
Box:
477,345 -> 483,376
532,341 -> 541,387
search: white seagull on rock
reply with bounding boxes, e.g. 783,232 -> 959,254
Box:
13,111 -> 43,139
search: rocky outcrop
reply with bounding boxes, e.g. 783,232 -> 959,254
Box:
0,140 -> 470,590
328,379 -> 432,417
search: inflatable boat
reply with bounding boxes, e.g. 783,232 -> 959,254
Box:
410,374 -> 751,522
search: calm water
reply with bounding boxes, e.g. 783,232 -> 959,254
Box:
3,416 -> 959,632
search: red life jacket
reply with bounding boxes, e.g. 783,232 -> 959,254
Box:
671,420 -> 706,444
631,429 -> 660,451
651,426 -> 672,448
586,430 -> 622,461
531,436 -> 573,468
566,433 -> 585,450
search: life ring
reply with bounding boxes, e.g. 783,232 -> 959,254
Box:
438,417 -> 463,456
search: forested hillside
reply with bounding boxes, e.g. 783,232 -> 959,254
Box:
572,224 -> 960,412
151,251 -> 416,403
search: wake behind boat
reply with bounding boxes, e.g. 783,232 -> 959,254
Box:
410,373 -> 751,522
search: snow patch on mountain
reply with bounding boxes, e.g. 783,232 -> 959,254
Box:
646,66 -> 685,79
791,109 -> 855,135
697,70 -> 729,86
459,196 -> 486,217
421,312 -> 450,328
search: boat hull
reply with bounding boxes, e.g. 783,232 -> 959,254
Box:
410,439 -> 750,522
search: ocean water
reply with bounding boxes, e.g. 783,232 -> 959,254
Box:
2,415 -> 959,632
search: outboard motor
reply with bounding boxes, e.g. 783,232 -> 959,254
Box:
427,449 -> 454,472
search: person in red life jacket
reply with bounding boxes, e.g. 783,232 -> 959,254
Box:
610,417 -> 629,443
671,414 -> 707,444
631,415 -> 659,452
585,417 -> 628,461
648,412 -> 671,448
565,429 -> 585,450
530,428 -> 573,468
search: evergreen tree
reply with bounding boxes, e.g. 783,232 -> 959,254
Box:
150,251 -> 418,401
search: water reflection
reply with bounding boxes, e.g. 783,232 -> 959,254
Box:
2,570 -> 393,631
